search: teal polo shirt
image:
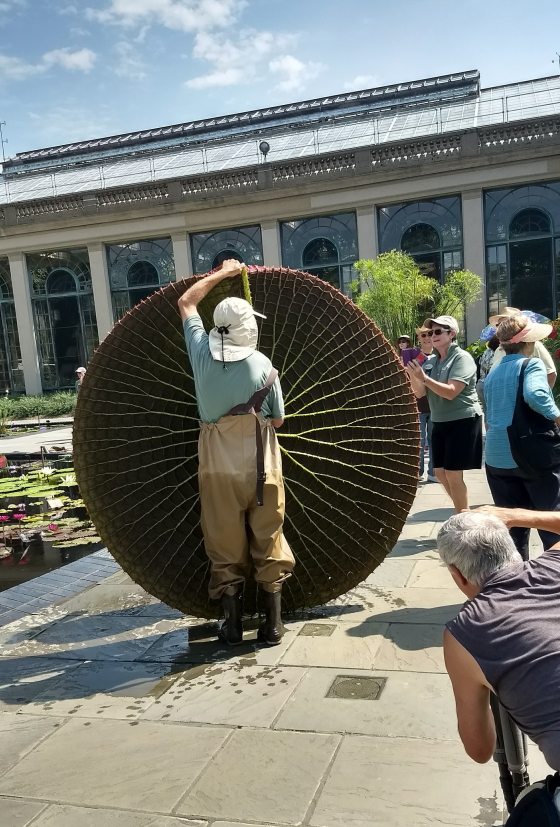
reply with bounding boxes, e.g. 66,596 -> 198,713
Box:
427,342 -> 482,423
183,314 -> 284,423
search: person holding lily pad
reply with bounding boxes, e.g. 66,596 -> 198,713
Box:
178,259 -> 295,647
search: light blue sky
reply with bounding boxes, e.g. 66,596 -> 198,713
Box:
1,0 -> 560,158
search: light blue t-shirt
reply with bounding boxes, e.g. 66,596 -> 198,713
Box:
183,314 -> 284,423
484,354 -> 560,468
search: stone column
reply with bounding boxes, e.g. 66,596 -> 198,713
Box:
461,190 -> 486,342
8,252 -> 42,395
261,220 -> 281,267
87,242 -> 114,344
356,205 -> 378,260
172,233 -> 192,280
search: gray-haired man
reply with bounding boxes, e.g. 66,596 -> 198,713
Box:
437,511 -> 560,772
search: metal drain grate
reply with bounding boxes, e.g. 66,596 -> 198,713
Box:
326,675 -> 387,700
298,623 -> 336,637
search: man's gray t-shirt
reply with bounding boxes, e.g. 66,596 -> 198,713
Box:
183,314 -> 284,423
446,551 -> 560,770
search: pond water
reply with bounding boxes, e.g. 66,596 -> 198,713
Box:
0,463 -> 101,593
0,542 -> 101,591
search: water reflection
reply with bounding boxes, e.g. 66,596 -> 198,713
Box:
0,541 -> 97,591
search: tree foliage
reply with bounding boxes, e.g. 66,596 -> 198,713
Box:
354,252 -> 434,344
355,252 -> 482,344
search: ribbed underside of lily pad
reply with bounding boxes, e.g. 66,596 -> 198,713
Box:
73,268 -> 419,618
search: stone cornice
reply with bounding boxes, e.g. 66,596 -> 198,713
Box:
1,116 -> 560,235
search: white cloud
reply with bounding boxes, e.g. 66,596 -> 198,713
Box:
185,29 -> 307,90
0,48 -> 98,82
0,0 -> 26,13
43,48 -> 97,72
86,0 -> 245,32
269,55 -> 322,93
0,54 -> 40,80
114,41 -> 147,79
343,74 -> 378,91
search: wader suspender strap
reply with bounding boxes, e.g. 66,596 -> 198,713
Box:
227,368 -> 279,506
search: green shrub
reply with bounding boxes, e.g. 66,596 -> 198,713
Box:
0,392 -> 77,421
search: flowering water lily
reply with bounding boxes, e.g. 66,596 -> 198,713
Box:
41,466 -> 55,476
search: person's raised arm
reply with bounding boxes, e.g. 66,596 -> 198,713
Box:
443,628 -> 496,763
476,505 -> 560,539
178,259 -> 244,322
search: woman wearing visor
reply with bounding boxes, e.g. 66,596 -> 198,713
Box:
406,315 -> 482,512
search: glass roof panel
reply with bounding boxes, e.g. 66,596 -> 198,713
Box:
2,75 -> 560,205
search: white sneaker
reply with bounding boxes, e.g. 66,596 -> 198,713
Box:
418,473 -> 427,483
427,474 -> 438,482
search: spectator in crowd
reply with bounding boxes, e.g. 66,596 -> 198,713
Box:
437,511 -> 560,773
475,334 -> 500,421
75,367 -> 86,392
396,334 -> 412,362
490,307 -> 557,388
406,315 -> 482,511
483,314 -> 560,560
415,325 -> 437,482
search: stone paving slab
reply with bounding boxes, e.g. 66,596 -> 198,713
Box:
20,660 -> 175,720
0,614 -> 179,661
279,620 -> 388,668
408,558 -> 455,589
273,667 -> 456,739
177,729 -> 340,824
0,713 -> 64,776
374,622 -> 446,672
0,798 -> 47,826
363,558 -> 416,588
331,585 -> 463,625
21,803 -> 207,826
142,662 -> 305,728
309,735 -> 505,827
0,718 -> 230,812
0,656 -> 82,711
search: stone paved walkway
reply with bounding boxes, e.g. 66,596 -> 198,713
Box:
0,470 -> 551,827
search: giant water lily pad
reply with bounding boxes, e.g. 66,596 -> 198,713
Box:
73,268 -> 419,617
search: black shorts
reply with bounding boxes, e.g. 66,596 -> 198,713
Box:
431,415 -> 482,471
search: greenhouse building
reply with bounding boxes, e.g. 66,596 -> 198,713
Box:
1,68 -> 560,394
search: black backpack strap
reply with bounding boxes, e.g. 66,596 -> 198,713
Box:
227,369 -> 278,416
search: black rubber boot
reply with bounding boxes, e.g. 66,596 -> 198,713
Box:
218,587 -> 244,646
257,590 -> 284,646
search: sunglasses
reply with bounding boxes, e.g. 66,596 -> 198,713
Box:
419,332 -> 433,338
431,327 -> 451,336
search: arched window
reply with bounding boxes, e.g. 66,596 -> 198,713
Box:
301,238 -> 341,288
127,261 -> 159,287
46,269 -> 77,294
509,208 -> 551,238
303,238 -> 339,267
191,226 -> 263,275
212,250 -> 243,269
27,249 -> 98,390
401,223 -> 440,253
281,213 -> 358,293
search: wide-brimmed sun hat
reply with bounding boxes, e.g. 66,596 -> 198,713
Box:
422,315 -> 459,334
497,317 -> 552,344
76,367 -> 86,374
208,297 -> 266,363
